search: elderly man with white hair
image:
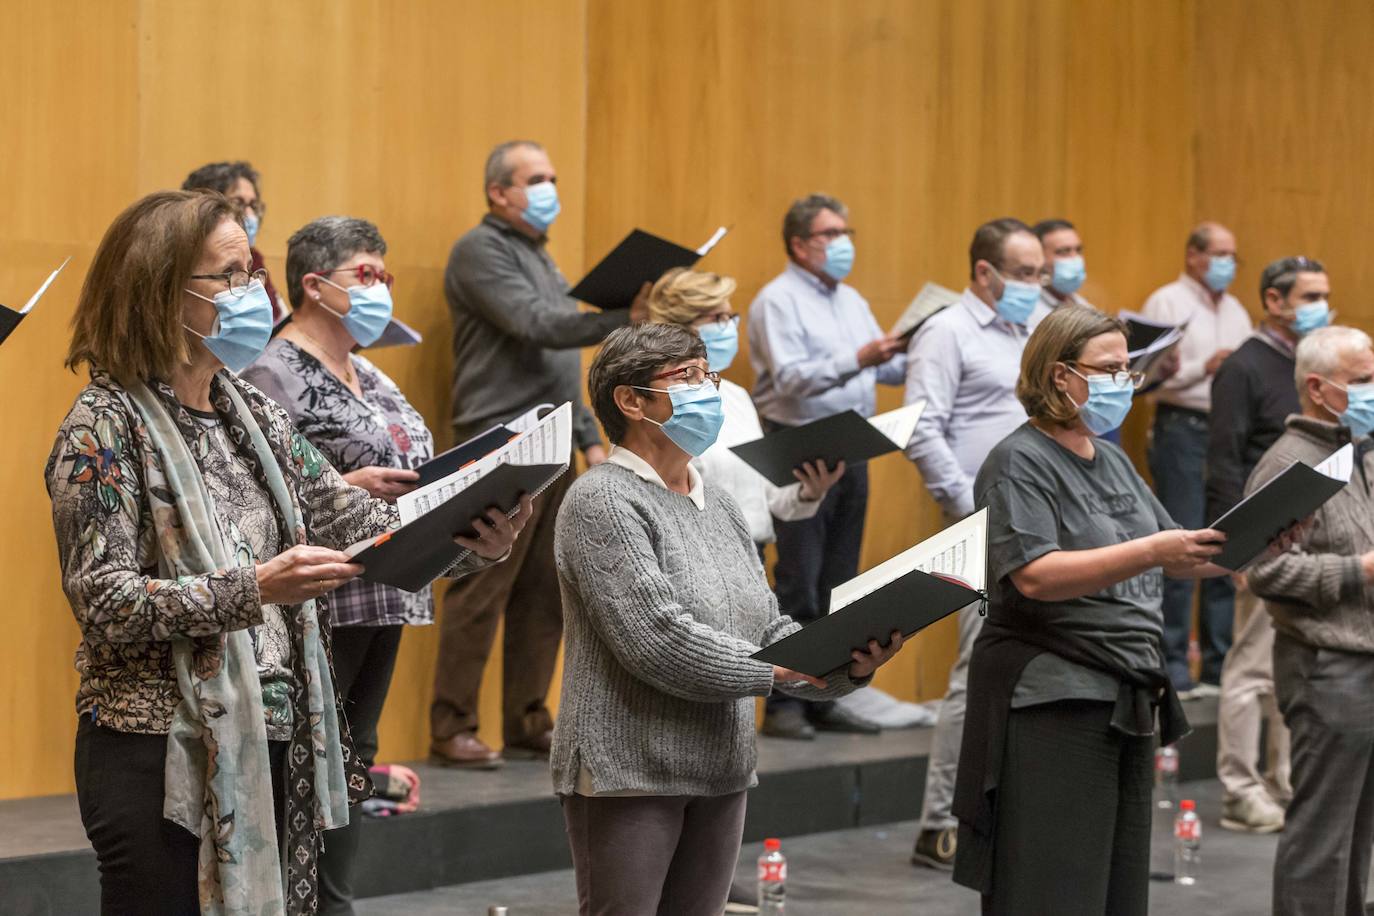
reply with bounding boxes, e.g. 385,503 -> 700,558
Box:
1246,325 -> 1374,916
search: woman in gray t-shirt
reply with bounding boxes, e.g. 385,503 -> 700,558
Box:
955,305 -> 1230,916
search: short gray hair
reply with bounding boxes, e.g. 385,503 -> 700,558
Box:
285,216 -> 387,308
484,140 -> 544,196
1295,325 -> 1372,404
782,193 -> 848,255
588,323 -> 707,445
1260,255 -> 1325,304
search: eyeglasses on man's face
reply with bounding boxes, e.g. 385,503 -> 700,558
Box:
806,227 -> 856,243
188,267 -> 270,298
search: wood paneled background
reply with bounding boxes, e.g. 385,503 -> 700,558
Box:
1,0 -> 1367,800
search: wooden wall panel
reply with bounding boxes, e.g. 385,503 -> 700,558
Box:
0,0 -> 586,800
584,0 -> 1196,703
1195,0 -> 1374,336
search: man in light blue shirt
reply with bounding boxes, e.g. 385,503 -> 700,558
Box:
748,193 -> 905,740
904,217 -> 1050,870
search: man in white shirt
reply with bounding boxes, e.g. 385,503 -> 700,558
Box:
1142,222 -> 1253,698
748,193 -> 905,740
904,217 -> 1050,870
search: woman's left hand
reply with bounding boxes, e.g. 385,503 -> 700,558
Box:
794,459 -> 845,502
848,630 -> 905,680
454,494 -> 535,560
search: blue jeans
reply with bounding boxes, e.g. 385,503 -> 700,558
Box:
765,458 -> 868,716
1148,407 -> 1235,689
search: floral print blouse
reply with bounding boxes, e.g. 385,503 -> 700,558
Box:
242,339 -> 436,628
45,371 -> 398,735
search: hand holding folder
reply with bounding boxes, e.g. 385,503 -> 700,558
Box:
753,509 -> 989,677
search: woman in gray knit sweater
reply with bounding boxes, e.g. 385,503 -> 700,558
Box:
553,323 -> 905,914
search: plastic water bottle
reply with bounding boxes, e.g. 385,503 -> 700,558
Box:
1174,799 -> 1201,886
758,837 -> 787,914
1155,745 -> 1179,808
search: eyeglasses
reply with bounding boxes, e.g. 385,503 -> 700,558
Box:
229,197 -> 265,218
696,314 -> 740,331
806,228 -> 856,243
642,365 -> 722,390
1070,361 -> 1146,390
992,265 -> 1051,288
319,265 -> 395,290
188,267 -> 270,298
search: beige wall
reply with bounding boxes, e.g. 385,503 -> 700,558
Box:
3,0 -> 1369,800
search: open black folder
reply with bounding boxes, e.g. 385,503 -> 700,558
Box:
348,462 -> 564,592
570,227 -> 727,310
1209,443 -> 1352,570
1,258 -> 69,347
753,509 -> 988,678
346,403 -> 571,592
729,402 -> 924,488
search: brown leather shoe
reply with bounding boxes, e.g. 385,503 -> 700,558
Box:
503,730 -> 553,760
429,733 -> 504,770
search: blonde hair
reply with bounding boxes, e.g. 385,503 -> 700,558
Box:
1018,304 -> 1127,425
647,268 -> 737,327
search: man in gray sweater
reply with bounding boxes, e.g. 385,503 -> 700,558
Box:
1246,325 -> 1374,916
430,140 -> 647,768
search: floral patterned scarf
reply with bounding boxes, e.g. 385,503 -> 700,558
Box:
126,377 -> 351,915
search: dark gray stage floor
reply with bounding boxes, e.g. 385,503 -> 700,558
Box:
357,778 -> 1297,916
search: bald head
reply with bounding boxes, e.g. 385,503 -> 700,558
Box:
1184,221 -> 1237,292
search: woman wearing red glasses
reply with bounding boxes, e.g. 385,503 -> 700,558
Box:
241,215 -> 460,915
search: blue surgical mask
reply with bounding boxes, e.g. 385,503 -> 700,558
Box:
1292,300 -> 1332,335
1051,256 -> 1086,295
635,383 -> 725,457
698,320 -> 739,372
183,280 -> 274,373
318,276 -> 395,347
1204,254 -> 1236,293
1068,366 -> 1134,435
521,181 -> 561,233
821,235 -> 855,282
1324,379 -> 1374,437
993,270 -> 1042,325
242,210 -> 260,248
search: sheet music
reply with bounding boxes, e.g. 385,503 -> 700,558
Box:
397,402 -> 572,524
892,282 -> 960,338
505,402 -> 555,435
829,508 -> 988,612
22,257 -> 70,314
1314,442 -> 1354,482
696,226 -> 730,257
868,400 -> 925,449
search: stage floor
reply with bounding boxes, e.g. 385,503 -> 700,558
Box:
358,779 -> 1298,915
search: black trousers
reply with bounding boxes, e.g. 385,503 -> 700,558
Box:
74,717 -> 287,916
765,457 -> 868,717
318,623 -> 405,916
984,700 -> 1153,916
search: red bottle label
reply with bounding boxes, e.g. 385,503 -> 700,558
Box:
1175,818 -> 1201,842
758,862 -> 787,883
1156,753 -> 1178,774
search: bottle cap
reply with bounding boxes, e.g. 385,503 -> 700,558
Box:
764,838 -> 781,851
1180,799 -> 1196,811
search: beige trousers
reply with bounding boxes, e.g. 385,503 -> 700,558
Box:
1216,583 -> 1292,802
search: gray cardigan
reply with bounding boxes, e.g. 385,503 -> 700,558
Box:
551,462 -> 863,797
1247,414 -> 1374,653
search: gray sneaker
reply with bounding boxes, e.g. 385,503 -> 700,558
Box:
1220,793 -> 1285,834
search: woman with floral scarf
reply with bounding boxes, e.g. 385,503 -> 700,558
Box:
46,190 -> 530,916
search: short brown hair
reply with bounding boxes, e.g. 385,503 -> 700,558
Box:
1017,305 -> 1127,425
647,268 -> 737,327
66,190 -> 237,382
968,217 -> 1033,279
588,323 -> 707,445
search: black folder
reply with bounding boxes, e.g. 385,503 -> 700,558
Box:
0,306 -> 21,347
752,571 -> 982,678
729,411 -> 902,488
1209,458 -> 1348,570
351,462 -> 565,592
569,229 -> 703,310
413,426 -> 516,488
